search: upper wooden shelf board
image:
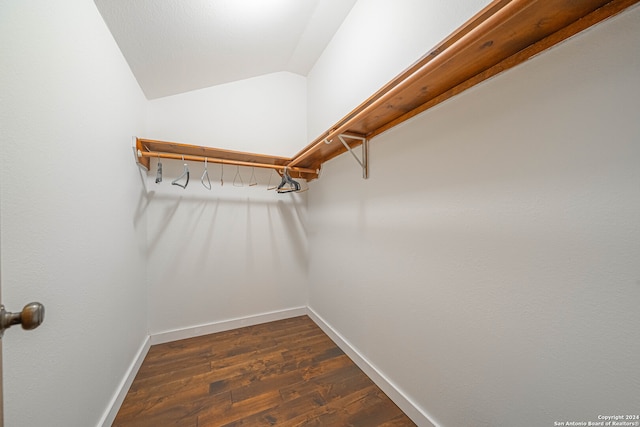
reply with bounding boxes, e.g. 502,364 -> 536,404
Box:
288,0 -> 638,172
134,0 -> 638,181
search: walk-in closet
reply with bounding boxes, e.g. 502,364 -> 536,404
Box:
1,1 -> 639,426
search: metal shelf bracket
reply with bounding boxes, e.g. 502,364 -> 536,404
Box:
337,134 -> 369,179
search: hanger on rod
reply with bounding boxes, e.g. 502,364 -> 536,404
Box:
155,153 -> 162,184
201,157 -> 211,190
147,145 -> 162,184
248,167 -> 258,187
135,140 -> 319,181
220,160 -> 224,186
267,169 -> 278,191
276,167 -> 301,193
172,155 -> 190,189
295,169 -> 309,193
233,166 -> 244,187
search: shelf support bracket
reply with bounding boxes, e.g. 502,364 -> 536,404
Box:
133,136 -> 150,171
337,134 -> 369,179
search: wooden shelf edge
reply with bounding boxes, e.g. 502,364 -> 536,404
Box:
289,0 -> 639,171
134,138 -> 319,181
133,0 -> 638,182
368,0 -> 640,140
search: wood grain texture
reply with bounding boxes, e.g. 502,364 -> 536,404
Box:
113,316 -> 416,427
133,0 -> 637,181
288,0 -> 638,171
136,138 -> 319,181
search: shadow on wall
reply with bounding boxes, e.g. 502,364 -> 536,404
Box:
133,163 -> 308,271
246,197 -> 254,270
197,197 -> 219,268
276,198 -> 308,271
131,156 -> 311,295
133,164 -> 152,228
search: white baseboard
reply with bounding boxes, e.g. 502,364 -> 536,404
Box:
306,306 -> 438,427
149,306 -> 308,345
100,306 -> 435,427
100,307 -> 306,426
99,336 -> 151,427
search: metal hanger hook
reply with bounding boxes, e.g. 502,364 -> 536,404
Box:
172,155 -> 190,189
201,157 -> 211,190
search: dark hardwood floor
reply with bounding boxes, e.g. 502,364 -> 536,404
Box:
113,315 -> 416,426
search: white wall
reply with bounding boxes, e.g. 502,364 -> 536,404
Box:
0,1 -> 148,426
146,71 -> 307,157
144,159 -> 308,336
306,0 -> 491,141
307,4 -> 640,427
2,1 -> 638,426
142,75 -> 309,336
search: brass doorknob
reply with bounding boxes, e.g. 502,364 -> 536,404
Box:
0,302 -> 45,337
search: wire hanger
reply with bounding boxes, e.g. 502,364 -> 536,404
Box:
201,157 -> 211,190
276,167 -> 301,193
172,155 -> 190,189
295,169 -> 309,193
155,153 -> 162,184
233,165 -> 244,187
267,169 -> 279,191
248,167 -> 258,187
220,160 -> 224,186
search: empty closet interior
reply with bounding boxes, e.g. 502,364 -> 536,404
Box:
2,1 -> 639,426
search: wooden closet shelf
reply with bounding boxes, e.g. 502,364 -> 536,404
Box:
134,0 -> 637,182
134,138 -> 320,181
288,0 -> 638,172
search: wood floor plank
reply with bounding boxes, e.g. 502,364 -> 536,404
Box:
128,360 -> 212,394
197,389 -> 284,426
113,316 -> 416,427
279,358 -> 359,403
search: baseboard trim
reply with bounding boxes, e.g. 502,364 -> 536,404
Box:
149,306 -> 308,345
306,306 -> 438,427
99,336 -> 151,427
100,306 -> 435,427
100,307 -> 307,426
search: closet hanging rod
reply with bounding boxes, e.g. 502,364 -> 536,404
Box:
137,150 -> 317,175
288,132 -> 365,168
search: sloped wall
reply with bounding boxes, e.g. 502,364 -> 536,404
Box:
306,0 -> 492,141
146,71 -> 307,157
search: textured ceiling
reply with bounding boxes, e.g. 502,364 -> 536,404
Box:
95,0 -> 357,99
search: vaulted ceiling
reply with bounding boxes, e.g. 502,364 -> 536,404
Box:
94,0 -> 357,99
